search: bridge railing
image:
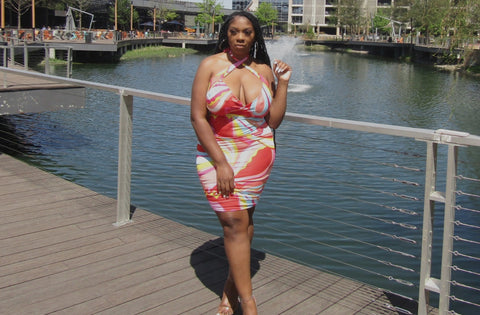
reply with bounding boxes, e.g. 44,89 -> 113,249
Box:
1,66 -> 479,314
0,41 -> 73,77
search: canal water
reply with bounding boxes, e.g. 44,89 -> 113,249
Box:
7,41 -> 480,312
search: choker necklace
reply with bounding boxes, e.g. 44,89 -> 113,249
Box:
225,48 -> 248,63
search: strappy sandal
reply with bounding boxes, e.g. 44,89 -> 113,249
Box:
216,304 -> 234,315
216,278 -> 238,315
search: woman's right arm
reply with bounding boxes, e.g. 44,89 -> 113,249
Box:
190,58 -> 235,197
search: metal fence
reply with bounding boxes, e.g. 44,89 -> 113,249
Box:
0,42 -> 73,77
1,66 -> 479,314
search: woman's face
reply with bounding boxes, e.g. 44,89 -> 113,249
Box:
227,16 -> 255,55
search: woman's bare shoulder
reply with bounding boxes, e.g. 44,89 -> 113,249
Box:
198,53 -> 228,72
255,63 -> 274,83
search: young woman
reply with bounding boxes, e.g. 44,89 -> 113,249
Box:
191,11 -> 292,315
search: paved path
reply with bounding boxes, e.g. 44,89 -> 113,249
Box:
0,154 -> 435,314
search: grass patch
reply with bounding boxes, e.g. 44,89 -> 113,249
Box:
40,58 -> 68,65
466,65 -> 480,74
304,45 -> 330,51
120,46 -> 197,60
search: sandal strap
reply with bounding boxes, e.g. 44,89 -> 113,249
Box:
216,304 -> 231,315
239,295 -> 255,304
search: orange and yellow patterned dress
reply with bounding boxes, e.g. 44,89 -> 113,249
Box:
196,57 -> 275,212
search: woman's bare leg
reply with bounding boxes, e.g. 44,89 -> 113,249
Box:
217,207 -> 255,314
217,208 -> 257,315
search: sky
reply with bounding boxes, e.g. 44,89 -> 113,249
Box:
219,0 -> 232,9
189,0 -> 233,9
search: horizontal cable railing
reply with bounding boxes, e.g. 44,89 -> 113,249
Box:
1,67 -> 479,314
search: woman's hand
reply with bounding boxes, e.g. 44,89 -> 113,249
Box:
216,162 -> 235,198
273,59 -> 292,82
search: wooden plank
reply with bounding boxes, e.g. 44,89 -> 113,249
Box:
0,154 -> 436,314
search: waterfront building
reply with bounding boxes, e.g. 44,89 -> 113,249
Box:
288,0 -> 395,34
234,0 -> 397,35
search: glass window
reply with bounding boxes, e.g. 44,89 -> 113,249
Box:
292,7 -> 303,14
292,16 -> 303,24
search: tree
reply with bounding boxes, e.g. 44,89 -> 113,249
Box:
409,0 -> 449,38
151,7 -> 178,23
337,0 -> 364,35
255,2 -> 277,38
372,14 -> 391,35
390,0 -> 413,24
64,0 -> 93,30
109,0 -> 139,31
6,0 -> 32,29
438,0 -> 480,48
195,0 -> 223,34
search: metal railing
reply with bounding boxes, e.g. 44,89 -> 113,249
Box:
1,66 -> 479,314
0,41 -> 73,77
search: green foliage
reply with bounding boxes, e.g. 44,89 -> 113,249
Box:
255,2 -> 278,37
442,0 -> 480,47
305,25 -> 315,39
109,0 -> 139,31
151,7 -> 178,23
390,0 -> 413,23
337,0 -> 363,34
165,11 -> 179,22
195,0 -> 224,34
466,65 -> 480,74
255,2 -> 278,26
409,0 -> 449,36
372,14 -> 390,35
120,46 -> 197,60
408,0 -> 480,48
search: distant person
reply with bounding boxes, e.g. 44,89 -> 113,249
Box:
190,11 -> 292,315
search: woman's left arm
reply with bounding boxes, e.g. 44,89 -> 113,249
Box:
266,60 -> 292,129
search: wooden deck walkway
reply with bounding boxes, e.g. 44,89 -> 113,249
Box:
0,67 -> 84,115
0,154 -> 433,314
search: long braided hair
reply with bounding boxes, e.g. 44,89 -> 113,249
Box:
215,11 -> 272,68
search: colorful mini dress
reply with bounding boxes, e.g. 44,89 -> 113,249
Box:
196,57 -> 275,212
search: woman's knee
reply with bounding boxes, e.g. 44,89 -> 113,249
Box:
219,213 -> 249,239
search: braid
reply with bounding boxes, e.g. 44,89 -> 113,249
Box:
215,11 -> 271,68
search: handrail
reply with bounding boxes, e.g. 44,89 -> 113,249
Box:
0,67 -> 190,105
0,44 -> 74,77
2,67 -> 479,147
1,66 -> 479,314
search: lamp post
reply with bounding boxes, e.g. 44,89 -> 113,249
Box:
212,11 -> 215,34
153,6 -> 156,32
1,0 -> 5,29
130,1 -> 133,31
31,0 -> 35,28
114,0 -> 118,30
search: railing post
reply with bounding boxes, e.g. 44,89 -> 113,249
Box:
9,40 -> 14,65
44,45 -> 49,75
115,91 -> 133,226
439,144 -> 458,313
67,47 -> 72,78
2,46 -> 7,67
419,130 -> 463,314
418,141 -> 438,315
2,47 -> 7,88
23,41 -> 28,69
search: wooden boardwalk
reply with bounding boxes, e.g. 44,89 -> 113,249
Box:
0,70 -> 78,92
0,68 -> 84,115
0,154 -> 434,314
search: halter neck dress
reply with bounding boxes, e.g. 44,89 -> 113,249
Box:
196,57 -> 275,212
